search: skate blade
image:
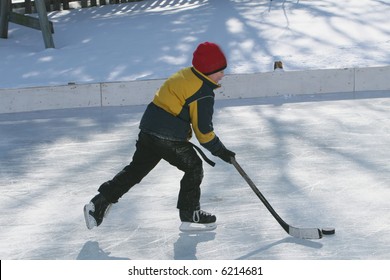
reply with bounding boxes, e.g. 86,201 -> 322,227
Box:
104,204 -> 112,217
83,202 -> 97,230
179,222 -> 217,232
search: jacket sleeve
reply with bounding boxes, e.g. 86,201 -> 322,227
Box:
189,95 -> 224,154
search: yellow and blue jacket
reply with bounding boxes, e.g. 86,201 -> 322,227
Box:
139,67 -> 224,154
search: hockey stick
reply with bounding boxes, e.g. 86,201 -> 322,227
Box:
232,157 -> 322,239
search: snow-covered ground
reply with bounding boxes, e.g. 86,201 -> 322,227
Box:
1,0 -> 390,279
1,0 -> 389,89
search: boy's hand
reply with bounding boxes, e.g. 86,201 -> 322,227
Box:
213,146 -> 236,164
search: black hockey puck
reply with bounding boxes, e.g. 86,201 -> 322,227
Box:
321,227 -> 335,235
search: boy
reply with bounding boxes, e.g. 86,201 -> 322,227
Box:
84,42 -> 235,232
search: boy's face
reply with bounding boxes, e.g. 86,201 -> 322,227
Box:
208,70 -> 225,84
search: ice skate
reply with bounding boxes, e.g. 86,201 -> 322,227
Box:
84,194 -> 111,230
179,209 -> 217,232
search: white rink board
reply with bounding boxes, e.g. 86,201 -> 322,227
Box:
0,66 -> 389,114
0,83 -> 101,113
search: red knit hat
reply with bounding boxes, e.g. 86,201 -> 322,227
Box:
192,42 -> 227,75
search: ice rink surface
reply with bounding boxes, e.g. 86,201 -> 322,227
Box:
1,91 -> 389,260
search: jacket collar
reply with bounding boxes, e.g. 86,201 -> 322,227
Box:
191,67 -> 221,89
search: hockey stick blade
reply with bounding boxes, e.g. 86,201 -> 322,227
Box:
232,158 -> 322,239
289,226 -> 322,239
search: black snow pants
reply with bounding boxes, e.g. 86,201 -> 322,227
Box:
98,131 -> 204,211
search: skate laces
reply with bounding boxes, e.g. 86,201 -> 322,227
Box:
193,210 -> 212,223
